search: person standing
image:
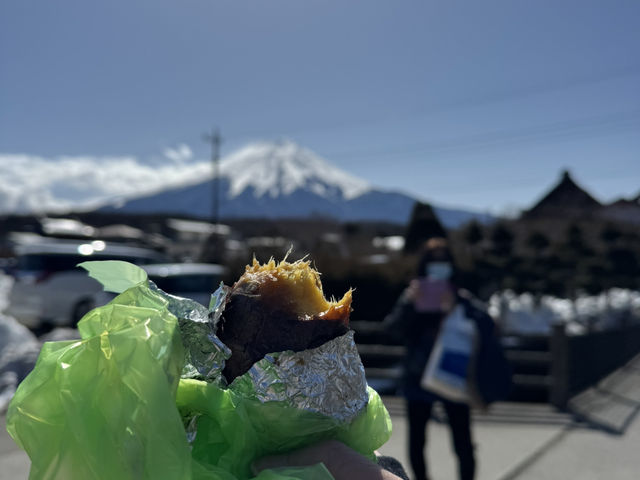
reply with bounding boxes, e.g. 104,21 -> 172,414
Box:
384,238 -> 478,480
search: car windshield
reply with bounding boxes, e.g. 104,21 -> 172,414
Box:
149,274 -> 220,294
17,254 -> 79,272
17,253 -> 163,273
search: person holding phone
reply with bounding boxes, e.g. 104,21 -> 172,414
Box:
384,238 -> 476,480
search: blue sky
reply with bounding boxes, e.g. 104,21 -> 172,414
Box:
1,0 -> 639,214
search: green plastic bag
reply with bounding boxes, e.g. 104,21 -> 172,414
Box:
6,261 -> 392,480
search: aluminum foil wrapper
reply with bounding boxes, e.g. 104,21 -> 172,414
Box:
169,279 -> 368,430
230,330 -> 369,424
149,281 -> 230,384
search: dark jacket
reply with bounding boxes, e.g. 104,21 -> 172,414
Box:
383,289 -> 511,405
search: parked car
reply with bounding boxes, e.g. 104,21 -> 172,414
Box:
6,240 -> 168,331
143,263 -> 227,307
93,262 -> 227,307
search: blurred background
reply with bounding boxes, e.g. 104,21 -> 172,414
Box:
1,1 -> 640,478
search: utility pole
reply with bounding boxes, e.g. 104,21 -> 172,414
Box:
203,128 -> 222,261
203,128 -> 222,227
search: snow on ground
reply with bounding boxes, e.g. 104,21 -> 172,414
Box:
0,272 -> 79,412
0,311 -> 39,413
489,288 -> 640,335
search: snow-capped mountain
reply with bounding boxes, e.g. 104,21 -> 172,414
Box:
219,141 -> 370,200
103,140 -> 493,227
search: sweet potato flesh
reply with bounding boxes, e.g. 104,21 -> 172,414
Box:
238,258 -> 352,323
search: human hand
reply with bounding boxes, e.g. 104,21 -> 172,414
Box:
406,279 -> 419,302
252,440 -> 402,480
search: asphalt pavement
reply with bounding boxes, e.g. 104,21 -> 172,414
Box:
378,399 -> 574,480
0,420 -> 29,480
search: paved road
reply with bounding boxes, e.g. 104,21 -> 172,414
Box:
516,356 -> 640,480
516,417 -> 640,480
0,418 -> 29,480
378,399 -> 573,480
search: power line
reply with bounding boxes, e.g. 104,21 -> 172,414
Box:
224,65 -> 640,141
318,109 -> 640,161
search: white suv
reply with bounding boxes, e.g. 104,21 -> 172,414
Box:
6,240 -> 168,331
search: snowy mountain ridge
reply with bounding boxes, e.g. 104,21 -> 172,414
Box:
103,140 -> 494,227
219,140 -> 371,200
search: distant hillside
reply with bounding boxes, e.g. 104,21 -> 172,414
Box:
101,140 -> 494,228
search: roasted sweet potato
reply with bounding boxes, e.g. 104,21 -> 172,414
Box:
218,258 -> 352,382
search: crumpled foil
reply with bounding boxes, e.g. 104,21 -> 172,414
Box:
163,279 -> 369,428
149,282 -> 230,384
230,330 -> 368,424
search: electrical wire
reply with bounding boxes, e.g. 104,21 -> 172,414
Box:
319,110 -> 640,161
225,65 -> 640,141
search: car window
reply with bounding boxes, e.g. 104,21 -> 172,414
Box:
99,255 -> 163,265
149,274 -> 220,294
18,254 -> 79,272
16,252 -> 164,273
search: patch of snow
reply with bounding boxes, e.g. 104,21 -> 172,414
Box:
373,236 -> 405,251
0,312 -> 40,413
489,289 -> 640,335
0,273 -> 82,412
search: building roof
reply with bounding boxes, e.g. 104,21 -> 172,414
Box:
525,170 -> 601,219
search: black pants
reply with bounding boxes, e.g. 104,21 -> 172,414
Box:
407,399 -> 475,480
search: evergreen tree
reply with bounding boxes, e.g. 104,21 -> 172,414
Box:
403,202 -> 447,253
490,223 -> 514,256
526,231 -> 550,255
600,223 -> 622,244
464,220 -> 483,247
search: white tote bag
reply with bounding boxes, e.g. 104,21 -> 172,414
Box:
420,305 -> 476,403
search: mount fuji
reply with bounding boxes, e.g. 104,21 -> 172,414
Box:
102,140 -> 492,227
